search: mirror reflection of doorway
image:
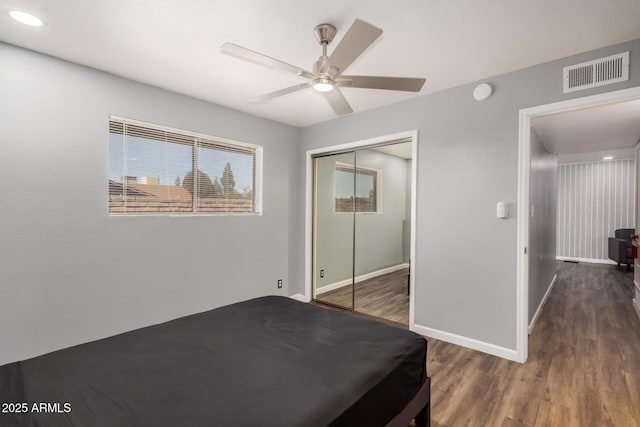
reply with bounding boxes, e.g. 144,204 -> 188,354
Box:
312,140 -> 412,324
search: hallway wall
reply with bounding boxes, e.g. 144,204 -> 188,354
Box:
529,129 -> 558,323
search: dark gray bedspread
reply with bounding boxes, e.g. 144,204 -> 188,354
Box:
0,296 -> 426,427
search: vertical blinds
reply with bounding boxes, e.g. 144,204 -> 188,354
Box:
108,117 -> 259,215
556,159 -> 635,261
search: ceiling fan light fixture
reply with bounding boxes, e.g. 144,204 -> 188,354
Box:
313,77 -> 335,92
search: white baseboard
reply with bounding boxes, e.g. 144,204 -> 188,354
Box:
634,280 -> 640,293
411,323 -> 519,362
315,263 -> 409,295
289,293 -> 311,303
528,274 -> 557,335
556,256 -> 616,265
315,278 -> 353,295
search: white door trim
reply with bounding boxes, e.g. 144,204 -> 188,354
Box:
635,141 -> 640,289
304,130 -> 419,328
517,85 -> 640,363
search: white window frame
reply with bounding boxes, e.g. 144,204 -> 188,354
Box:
108,116 -> 263,216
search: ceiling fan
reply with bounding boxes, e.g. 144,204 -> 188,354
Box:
221,19 -> 426,116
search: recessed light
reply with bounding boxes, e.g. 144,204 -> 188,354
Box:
9,10 -> 44,27
603,156 -> 614,160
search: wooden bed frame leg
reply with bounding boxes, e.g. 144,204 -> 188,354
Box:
414,375 -> 430,427
414,402 -> 430,427
385,376 -> 430,427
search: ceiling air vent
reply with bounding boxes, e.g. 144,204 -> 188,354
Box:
563,52 -> 629,93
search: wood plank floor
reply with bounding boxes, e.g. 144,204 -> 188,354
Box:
315,268 -> 409,324
420,262 -> 640,427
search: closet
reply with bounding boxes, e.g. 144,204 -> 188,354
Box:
312,141 -> 412,324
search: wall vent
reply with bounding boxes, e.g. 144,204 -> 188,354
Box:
563,52 -> 629,93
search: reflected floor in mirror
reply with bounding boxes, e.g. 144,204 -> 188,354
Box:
316,268 -> 409,325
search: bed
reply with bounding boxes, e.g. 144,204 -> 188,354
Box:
0,296 -> 430,426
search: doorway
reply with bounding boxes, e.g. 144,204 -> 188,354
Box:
517,86 -> 640,363
305,131 -> 417,326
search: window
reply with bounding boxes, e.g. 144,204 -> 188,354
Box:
335,163 -> 380,213
108,117 -> 261,215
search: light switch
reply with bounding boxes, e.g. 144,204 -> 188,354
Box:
497,202 -> 508,219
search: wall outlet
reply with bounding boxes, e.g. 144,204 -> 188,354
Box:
277,279 -> 283,289
320,269 -> 324,278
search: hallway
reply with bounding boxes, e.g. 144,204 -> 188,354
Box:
425,261 -> 640,426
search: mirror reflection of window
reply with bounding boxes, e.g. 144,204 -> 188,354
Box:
335,163 -> 378,213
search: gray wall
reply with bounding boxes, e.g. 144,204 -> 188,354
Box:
556,158 -> 636,261
0,43 -> 300,365
297,38 -> 640,350
315,150 -> 408,289
528,130 -> 558,322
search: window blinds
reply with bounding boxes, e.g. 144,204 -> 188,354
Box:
108,117 -> 259,215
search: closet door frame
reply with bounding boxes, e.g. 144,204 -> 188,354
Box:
304,130 -> 418,328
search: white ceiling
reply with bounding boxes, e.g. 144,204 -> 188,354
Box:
532,99 -> 640,154
557,147 -> 636,164
1,0 -> 640,128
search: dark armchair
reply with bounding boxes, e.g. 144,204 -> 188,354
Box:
608,228 -> 635,270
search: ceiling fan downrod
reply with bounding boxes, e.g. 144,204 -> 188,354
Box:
313,23 -> 339,84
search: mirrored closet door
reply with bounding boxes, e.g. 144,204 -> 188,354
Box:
312,140 -> 412,325
353,145 -> 411,324
312,151 -> 355,310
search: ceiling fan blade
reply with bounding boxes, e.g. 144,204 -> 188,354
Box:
323,88 -> 353,116
338,75 -> 426,92
327,19 -> 383,77
250,83 -> 311,104
221,42 -> 315,79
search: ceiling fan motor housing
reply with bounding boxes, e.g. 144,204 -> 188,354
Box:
313,57 -> 338,78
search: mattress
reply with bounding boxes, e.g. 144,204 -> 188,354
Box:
0,296 -> 427,427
